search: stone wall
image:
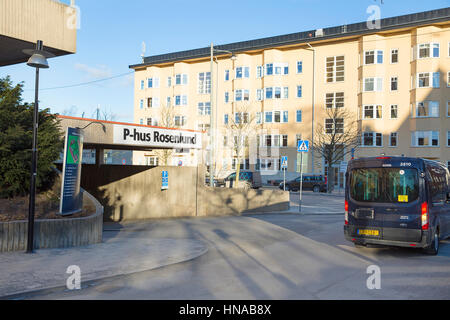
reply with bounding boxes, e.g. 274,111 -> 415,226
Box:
0,190 -> 103,253
80,164 -> 289,222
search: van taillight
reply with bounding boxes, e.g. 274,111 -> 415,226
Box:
345,200 -> 349,225
421,202 -> 429,231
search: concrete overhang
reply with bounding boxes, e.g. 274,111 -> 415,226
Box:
57,116 -> 205,151
0,0 -> 77,67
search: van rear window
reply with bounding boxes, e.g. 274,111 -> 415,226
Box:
350,168 -> 419,203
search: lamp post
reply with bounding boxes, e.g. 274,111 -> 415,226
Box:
23,40 -> 53,253
209,43 -> 236,187
306,43 -> 316,174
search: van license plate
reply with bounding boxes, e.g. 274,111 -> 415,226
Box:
357,229 -> 379,237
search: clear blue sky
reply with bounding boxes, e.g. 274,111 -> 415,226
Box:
2,0 -> 449,123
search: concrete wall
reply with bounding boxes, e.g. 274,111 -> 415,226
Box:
0,0 -> 77,53
0,190 -> 103,253
80,165 -> 289,222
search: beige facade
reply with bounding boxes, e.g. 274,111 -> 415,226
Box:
130,9 -> 450,183
0,0 -> 77,66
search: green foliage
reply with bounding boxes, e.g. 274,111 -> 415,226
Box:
0,76 -> 63,198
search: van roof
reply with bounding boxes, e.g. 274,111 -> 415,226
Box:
349,156 -> 448,171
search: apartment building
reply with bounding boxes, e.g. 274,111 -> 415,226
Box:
129,8 -> 450,183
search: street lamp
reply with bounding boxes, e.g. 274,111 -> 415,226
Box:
306,43 -> 316,174
209,43 -> 236,187
23,40 -> 53,253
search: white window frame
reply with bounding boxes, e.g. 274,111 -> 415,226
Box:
390,76 -> 398,91
418,43 -> 440,59
363,77 -> 383,92
197,72 -> 211,94
390,104 -> 398,119
364,50 -> 383,65
361,132 -> 383,147
389,132 -> 398,147
390,49 -> 399,64
297,61 -> 303,74
363,105 -> 383,119
417,72 -> 440,88
325,92 -> 344,108
412,101 -> 440,118
326,55 -> 345,83
411,131 -> 440,147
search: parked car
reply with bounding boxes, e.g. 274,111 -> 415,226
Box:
279,174 -> 327,192
205,177 -> 225,187
224,171 -> 262,189
344,156 -> 450,255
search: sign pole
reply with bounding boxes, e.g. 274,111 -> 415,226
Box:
283,167 -> 286,191
299,152 -> 303,213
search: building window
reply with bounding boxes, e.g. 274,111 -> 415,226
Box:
235,66 -> 250,79
256,112 -> 262,124
175,74 -> 188,85
389,132 -> 398,147
140,99 -> 144,109
326,55 -> 345,82
198,102 -> 211,115
297,61 -> 303,74
265,63 -> 273,76
174,116 -> 187,127
140,80 -> 145,90
447,131 -> 450,147
148,77 -> 160,88
265,87 -> 273,100
224,114 -> 229,125
139,119 -> 144,125
411,131 -> 439,147
325,118 -> 344,134
257,159 -> 278,171
256,89 -> 263,101
167,77 -> 172,87
362,132 -> 383,147
363,105 -> 382,119
274,63 -> 289,75
175,95 -> 188,106
234,112 -> 249,124
391,77 -> 398,91
225,70 -> 230,81
147,97 -> 159,108
234,89 -> 250,102
198,72 -> 211,94
447,101 -> 450,117
364,50 -> 383,64
326,92 -> 344,108
147,118 -> 158,126
166,97 -> 171,107
391,49 -> 398,63
390,105 -> 398,119
296,110 -> 302,123
225,92 -> 229,103
265,111 -> 273,123
418,43 -> 439,59
413,101 -> 439,118
256,66 -> 263,78
417,72 -> 440,88
231,158 -> 250,171
447,71 -> 450,87
364,78 -> 383,92
297,85 -> 302,98
146,157 -> 159,166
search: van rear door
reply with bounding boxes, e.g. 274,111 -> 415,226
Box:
349,166 -> 422,242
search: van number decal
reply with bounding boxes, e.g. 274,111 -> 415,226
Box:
400,162 -> 412,167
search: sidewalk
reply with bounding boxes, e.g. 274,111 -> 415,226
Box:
0,236 -> 208,298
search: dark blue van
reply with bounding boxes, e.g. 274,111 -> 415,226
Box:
344,156 -> 450,255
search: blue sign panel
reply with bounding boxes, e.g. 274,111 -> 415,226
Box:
162,171 -> 169,190
60,127 -> 84,215
297,140 -> 309,153
281,156 -> 288,169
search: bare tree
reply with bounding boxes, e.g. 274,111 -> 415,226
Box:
223,103 -> 258,188
153,104 -> 177,166
312,107 -> 361,193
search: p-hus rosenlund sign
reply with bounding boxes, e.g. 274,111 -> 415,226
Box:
113,124 -> 203,149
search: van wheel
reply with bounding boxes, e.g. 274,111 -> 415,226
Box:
313,185 -> 320,193
424,228 -> 439,255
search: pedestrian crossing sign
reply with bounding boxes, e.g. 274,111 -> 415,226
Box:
281,156 -> 288,169
297,140 -> 309,153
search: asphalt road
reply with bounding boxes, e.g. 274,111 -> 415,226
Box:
11,191 -> 450,300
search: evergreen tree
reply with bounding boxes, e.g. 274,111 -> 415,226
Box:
0,76 -> 63,198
